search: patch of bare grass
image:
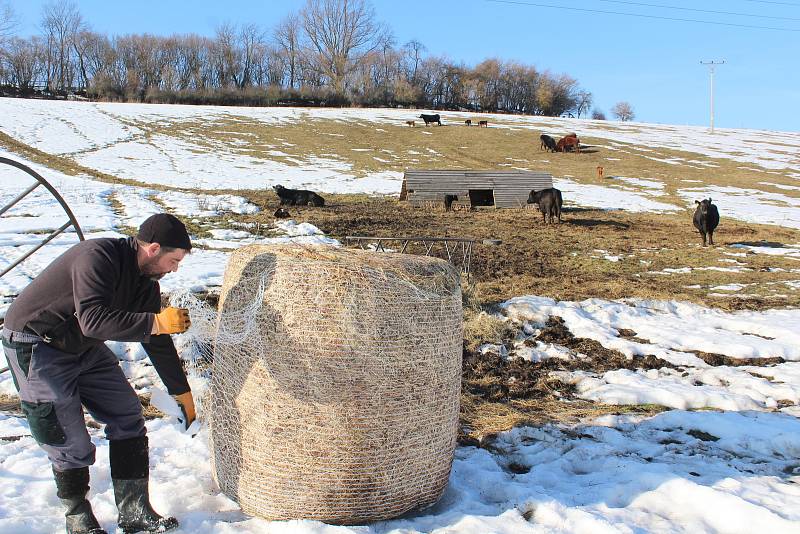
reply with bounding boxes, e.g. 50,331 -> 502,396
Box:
459,394 -> 668,445
463,309 -> 516,353
0,130 -> 159,189
0,393 -> 20,414
249,194 -> 800,310
132,116 -> 800,206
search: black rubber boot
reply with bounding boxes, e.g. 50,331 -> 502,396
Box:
112,478 -> 179,533
109,436 -> 178,534
52,467 -> 107,534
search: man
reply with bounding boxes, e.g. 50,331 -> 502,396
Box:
2,213 -> 196,534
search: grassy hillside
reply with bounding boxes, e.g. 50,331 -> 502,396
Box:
3,107 -> 799,313
127,114 -> 800,202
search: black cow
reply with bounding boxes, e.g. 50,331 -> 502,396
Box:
443,194 -> 458,212
273,207 -> 291,218
419,113 -> 442,126
540,134 -> 557,152
527,188 -> 563,224
273,184 -> 325,207
693,198 -> 719,246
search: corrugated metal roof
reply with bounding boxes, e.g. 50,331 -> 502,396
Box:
402,170 -> 553,209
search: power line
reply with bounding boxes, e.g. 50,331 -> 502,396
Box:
485,0 -> 800,32
740,0 -> 800,6
596,0 -> 800,22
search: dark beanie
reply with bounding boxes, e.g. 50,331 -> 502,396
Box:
137,213 -> 192,250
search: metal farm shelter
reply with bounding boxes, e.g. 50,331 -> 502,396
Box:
400,170 -> 553,209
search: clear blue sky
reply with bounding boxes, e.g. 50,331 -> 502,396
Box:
10,0 -> 800,132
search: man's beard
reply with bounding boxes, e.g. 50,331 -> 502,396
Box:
140,257 -> 167,280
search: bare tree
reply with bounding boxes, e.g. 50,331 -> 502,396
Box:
0,0 -> 17,46
72,30 -> 104,90
2,37 -> 44,90
472,58 -> 501,111
211,23 -> 241,88
402,39 -> 425,87
373,32 -> 396,103
41,0 -> 85,91
591,108 -> 606,120
173,34 -> 210,90
498,62 -> 539,114
239,23 -> 264,88
115,34 -> 170,98
254,44 -> 284,87
575,90 -> 592,118
274,13 -> 303,90
534,76 -> 554,115
611,101 -> 635,121
2,4 -> 596,113
301,0 -> 388,96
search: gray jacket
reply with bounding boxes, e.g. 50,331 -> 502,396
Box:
5,237 -> 190,394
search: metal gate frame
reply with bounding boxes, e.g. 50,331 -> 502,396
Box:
0,156 -> 85,280
345,235 -> 476,281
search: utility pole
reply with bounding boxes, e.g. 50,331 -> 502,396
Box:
700,60 -> 725,133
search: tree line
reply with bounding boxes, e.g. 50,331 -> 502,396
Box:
0,0 -> 626,119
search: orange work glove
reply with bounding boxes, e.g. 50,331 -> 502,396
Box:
173,391 -> 196,428
152,307 -> 191,335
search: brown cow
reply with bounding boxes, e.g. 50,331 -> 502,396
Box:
405,120 -> 415,127
556,135 -> 581,153
597,165 -> 604,178
479,120 -> 488,127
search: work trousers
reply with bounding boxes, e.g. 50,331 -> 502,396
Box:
2,328 -> 145,471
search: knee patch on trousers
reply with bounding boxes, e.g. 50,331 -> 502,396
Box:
21,400 -> 67,445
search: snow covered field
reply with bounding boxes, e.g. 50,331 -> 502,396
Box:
3,294 -> 800,533
1,99 -> 800,533
2,99 -> 799,175
1,98 -> 799,226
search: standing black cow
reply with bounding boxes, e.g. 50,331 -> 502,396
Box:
527,188 -> 563,224
693,198 -> 720,246
540,134 -> 557,152
273,184 -> 325,207
419,113 -> 442,126
443,194 -> 458,212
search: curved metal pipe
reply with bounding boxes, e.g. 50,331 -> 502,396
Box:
0,156 -> 85,240
1,156 -> 88,373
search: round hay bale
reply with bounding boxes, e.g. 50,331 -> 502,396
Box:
209,245 -> 462,523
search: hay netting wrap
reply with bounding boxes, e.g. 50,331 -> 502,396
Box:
209,244 -> 463,523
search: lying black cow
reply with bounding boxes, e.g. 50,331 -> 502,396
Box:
527,187 -> 563,224
693,198 -> 719,246
540,134 -> 557,153
273,184 -> 325,207
273,207 -> 291,218
419,113 -> 442,126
